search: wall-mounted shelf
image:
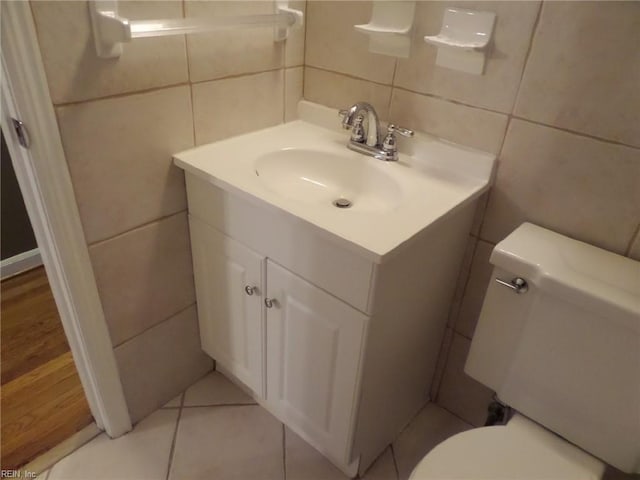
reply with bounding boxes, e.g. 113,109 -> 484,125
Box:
354,1 -> 416,58
89,0 -> 304,59
424,7 -> 496,75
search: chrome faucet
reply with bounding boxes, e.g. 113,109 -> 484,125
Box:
339,102 -> 414,162
340,102 -> 381,147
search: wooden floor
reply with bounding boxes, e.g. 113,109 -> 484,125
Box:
1,266 -> 93,469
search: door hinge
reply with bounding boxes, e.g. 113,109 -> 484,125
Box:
11,118 -> 31,148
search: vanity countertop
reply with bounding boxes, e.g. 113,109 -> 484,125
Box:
174,101 -> 495,262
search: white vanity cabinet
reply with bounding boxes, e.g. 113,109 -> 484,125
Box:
176,104 -> 495,476
184,172 -> 481,477
189,214 -> 368,466
265,260 -> 367,464
189,217 -> 263,396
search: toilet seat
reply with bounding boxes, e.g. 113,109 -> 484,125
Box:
409,414 -> 605,480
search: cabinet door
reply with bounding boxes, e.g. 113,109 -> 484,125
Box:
265,260 -> 367,463
189,216 -> 263,395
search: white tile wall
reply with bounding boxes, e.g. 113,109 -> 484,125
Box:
304,67 -> 392,120
305,1 -> 396,84
285,67 -> 304,122
114,306 -> 212,422
56,86 -> 193,244
394,1 -> 541,113
436,333 -> 494,427
89,213 -> 196,346
515,2 -> 640,147
481,120 -> 640,254
192,70 -> 284,145
185,1 -> 284,82
32,0 -> 188,104
389,89 -> 508,154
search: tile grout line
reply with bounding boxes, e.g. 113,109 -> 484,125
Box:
302,0 -> 308,78
387,58 -> 399,120
54,67 -> 286,109
389,443 -> 400,480
511,0 -> 544,115
165,391 -> 185,480
509,115 -> 640,149
182,0 -> 197,148
387,400 -> 449,458
307,64 -> 506,116
306,65 -> 640,152
87,209 -> 188,249
112,302 -> 196,350
306,65 -> 393,90
54,82 -> 192,109
456,329 -> 473,341
624,222 -> 640,257
282,65 -> 287,124
179,402 -> 258,409
470,109 -> 514,246
190,67 -> 285,87
189,82 -> 197,147
443,232 -> 482,351
431,330 -> 455,403
282,423 -> 287,480
436,403 -> 476,429
300,0 -> 308,104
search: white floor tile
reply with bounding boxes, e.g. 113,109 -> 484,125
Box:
182,371 -> 255,407
169,405 -> 283,480
48,409 -> 179,480
162,393 -> 183,408
285,427 -> 397,480
392,403 -> 471,480
285,427 -> 349,480
362,448 -> 398,480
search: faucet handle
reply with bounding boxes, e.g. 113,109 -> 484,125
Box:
381,124 -> 414,161
350,115 -> 366,143
387,124 -> 414,137
339,109 -> 351,130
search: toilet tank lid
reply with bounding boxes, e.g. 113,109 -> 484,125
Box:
491,223 -> 640,323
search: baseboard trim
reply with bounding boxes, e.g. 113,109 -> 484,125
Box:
1,248 -> 42,279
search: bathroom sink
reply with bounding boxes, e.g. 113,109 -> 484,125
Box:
173,101 -> 496,261
254,148 -> 402,212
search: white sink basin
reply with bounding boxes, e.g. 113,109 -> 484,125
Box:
173,101 -> 495,261
254,148 -> 403,212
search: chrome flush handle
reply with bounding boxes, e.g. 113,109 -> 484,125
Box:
495,277 -> 528,294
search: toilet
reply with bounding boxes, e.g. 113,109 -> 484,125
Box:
411,223 -> 640,479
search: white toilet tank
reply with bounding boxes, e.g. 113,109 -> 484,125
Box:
465,223 -> 640,474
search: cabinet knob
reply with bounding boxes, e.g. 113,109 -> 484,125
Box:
264,298 -> 277,308
245,285 -> 257,296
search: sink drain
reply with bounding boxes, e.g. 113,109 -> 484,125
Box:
333,198 -> 352,209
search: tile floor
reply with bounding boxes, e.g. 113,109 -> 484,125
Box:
38,371 -> 472,480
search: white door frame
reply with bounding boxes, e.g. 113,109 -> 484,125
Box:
1,1 -> 132,437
